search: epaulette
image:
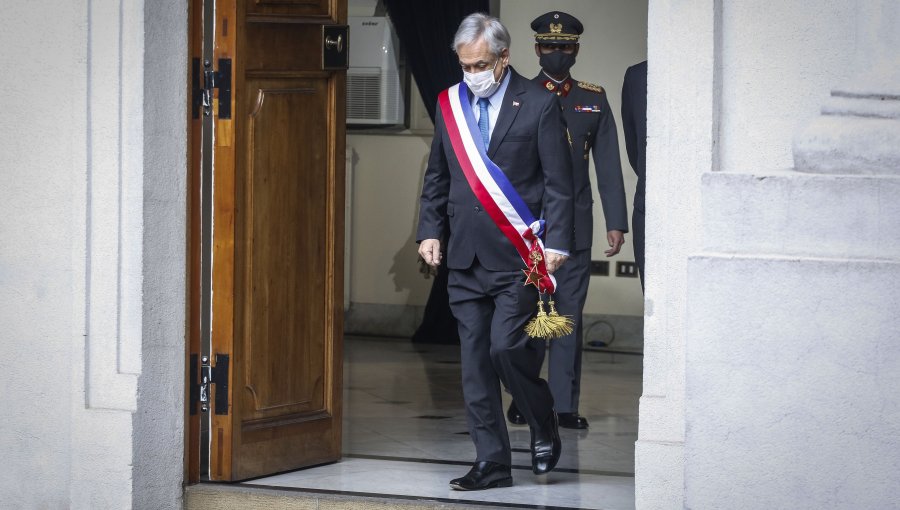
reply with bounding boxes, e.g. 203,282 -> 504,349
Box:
577,81 -> 605,94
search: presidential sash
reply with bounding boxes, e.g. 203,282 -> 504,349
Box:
438,82 -> 573,339
438,82 -> 556,294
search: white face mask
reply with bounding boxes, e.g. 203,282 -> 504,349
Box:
464,60 -> 502,98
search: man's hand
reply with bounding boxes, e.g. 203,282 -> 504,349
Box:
545,252 -> 568,274
418,238 -> 442,267
605,230 -> 625,257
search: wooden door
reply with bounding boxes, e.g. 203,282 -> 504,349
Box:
188,0 -> 347,482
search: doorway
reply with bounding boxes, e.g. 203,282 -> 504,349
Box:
185,0 -> 646,506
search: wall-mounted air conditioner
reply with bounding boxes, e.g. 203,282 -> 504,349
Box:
347,16 -> 405,126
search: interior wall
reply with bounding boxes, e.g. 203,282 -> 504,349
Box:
347,0 -> 648,318
346,133 -> 433,306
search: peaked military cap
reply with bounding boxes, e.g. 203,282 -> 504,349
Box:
531,11 -> 583,44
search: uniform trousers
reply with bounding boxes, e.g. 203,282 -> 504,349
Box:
538,248 -> 591,414
448,259 -> 555,466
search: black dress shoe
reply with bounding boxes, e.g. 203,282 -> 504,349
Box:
557,412 -> 589,430
449,461 -> 513,490
530,413 -> 562,474
506,401 -> 527,425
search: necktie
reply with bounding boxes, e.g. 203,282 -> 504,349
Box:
477,98 -> 490,149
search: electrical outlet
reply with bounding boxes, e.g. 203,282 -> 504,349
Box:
589,260 -> 609,276
616,261 -> 639,277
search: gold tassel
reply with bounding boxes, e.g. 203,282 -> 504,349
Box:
525,299 -> 556,339
546,300 -> 574,338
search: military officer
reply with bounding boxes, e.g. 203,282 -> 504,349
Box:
507,11 -> 629,430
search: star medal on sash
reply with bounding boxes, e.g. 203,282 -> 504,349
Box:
522,250 -> 576,340
522,251 -> 545,289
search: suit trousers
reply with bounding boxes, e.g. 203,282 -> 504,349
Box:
448,260 -> 555,466
539,248 -> 591,414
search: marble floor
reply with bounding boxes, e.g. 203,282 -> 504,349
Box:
244,335 -> 642,509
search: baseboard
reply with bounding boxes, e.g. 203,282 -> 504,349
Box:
343,302 -> 425,338
582,312 -> 644,350
344,302 -> 644,349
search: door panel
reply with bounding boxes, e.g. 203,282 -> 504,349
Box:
243,82 -> 329,421
190,0 -> 346,482
247,0 -> 331,18
244,25 -> 322,70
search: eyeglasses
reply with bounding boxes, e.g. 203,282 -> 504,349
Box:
538,43 -> 577,55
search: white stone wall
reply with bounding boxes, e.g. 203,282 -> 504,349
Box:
718,0 -> 857,172
636,0 -> 718,507
0,1 -> 185,508
1,3 -> 87,504
133,1 -> 188,509
642,0 -> 900,508
685,172 -> 900,509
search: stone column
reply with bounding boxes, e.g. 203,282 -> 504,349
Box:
637,1 -> 719,508
793,0 -> 900,175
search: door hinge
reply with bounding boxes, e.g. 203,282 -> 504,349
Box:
192,353 -> 230,415
192,58 -> 232,119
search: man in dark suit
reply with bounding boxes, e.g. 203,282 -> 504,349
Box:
506,11 -> 629,431
417,13 -> 572,491
622,60 -> 647,289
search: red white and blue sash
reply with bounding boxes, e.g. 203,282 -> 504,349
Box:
438,82 -> 556,294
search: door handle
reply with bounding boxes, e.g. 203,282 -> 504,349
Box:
322,25 -> 349,70
325,34 -> 343,53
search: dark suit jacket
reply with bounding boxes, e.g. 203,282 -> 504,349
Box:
621,61 -> 647,213
417,68 -> 574,272
534,74 -> 629,251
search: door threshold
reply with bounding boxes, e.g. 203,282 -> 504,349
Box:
185,481 -> 597,510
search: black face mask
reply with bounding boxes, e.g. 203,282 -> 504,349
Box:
539,51 -> 576,77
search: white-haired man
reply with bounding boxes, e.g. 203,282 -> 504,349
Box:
417,13 -> 573,490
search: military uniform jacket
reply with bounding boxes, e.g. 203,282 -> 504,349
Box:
417,68 -> 574,271
534,74 -> 628,251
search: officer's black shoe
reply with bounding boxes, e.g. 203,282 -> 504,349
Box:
557,412 -> 589,430
449,461 -> 513,491
506,401 -> 527,425
530,413 -> 562,475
